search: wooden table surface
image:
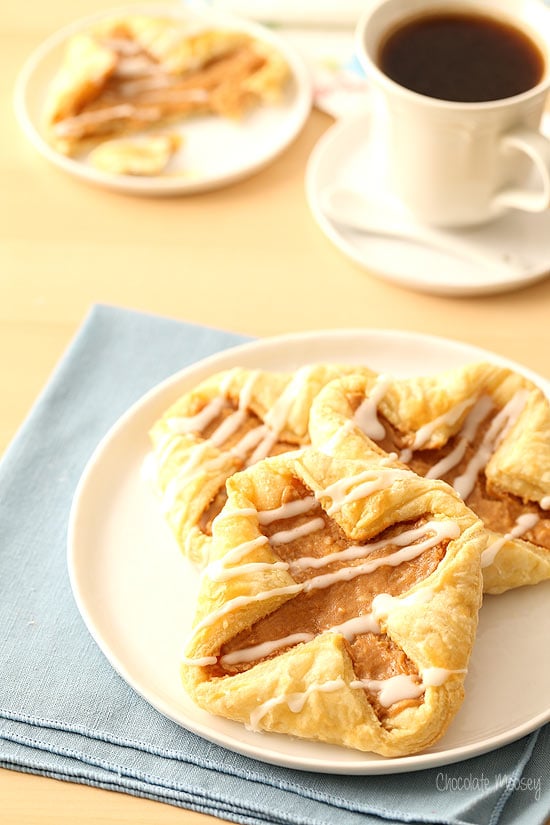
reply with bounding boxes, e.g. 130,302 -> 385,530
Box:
2,0 -> 549,822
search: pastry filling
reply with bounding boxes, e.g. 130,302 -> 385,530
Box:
350,391 -> 550,552
207,479 -> 454,722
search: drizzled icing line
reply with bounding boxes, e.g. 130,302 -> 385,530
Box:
192,520 -> 459,638
183,586 -> 436,667
290,520 -> 450,573
480,512 -> 541,568
246,666 -> 466,731
163,367 -> 314,475
452,390 -> 529,500
353,375 -> 392,441
316,467 -> 413,516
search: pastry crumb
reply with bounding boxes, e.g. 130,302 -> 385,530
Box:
88,132 -> 182,175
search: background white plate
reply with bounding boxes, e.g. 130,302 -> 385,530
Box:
306,112 -> 550,297
14,3 -> 312,195
68,329 -> 550,774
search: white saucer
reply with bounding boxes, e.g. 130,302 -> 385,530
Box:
14,3 -> 312,196
306,110 -> 550,296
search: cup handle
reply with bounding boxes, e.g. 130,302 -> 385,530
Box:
492,126 -> 550,213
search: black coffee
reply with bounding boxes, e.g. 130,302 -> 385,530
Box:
377,11 -> 545,102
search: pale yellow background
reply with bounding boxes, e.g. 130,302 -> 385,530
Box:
1,0 -> 549,822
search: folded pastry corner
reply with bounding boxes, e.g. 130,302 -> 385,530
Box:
146,364 -> 376,567
308,365 -> 550,594
181,445 -> 484,757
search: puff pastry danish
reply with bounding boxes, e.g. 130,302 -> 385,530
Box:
44,15 -> 290,157
148,365 -> 376,567
308,363 -> 550,594
182,446 -> 484,756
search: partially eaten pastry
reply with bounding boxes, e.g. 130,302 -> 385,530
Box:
44,14 -> 291,157
181,447 -> 484,756
308,363 -> 550,594
147,365 -> 376,567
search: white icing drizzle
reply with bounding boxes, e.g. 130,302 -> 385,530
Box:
317,467 -> 413,516
165,367 -> 299,466
269,518 -> 326,547
168,395 -> 226,435
216,506 -> 258,520
206,560 -> 290,583
327,613 -> 381,639
191,583 -> 303,636
208,370 -> 260,448
371,586 -> 435,617
247,678 -> 346,731
246,366 -> 315,466
290,522 -> 444,574
412,395 -> 477,450
257,497 -> 318,525
193,520 -> 457,640
480,512 -> 541,568
541,496 -> 550,510
229,425 -> 268,460
353,377 -> 391,441
181,655 -> 217,667
453,390 -> 530,500
301,521 -> 460,593
247,665 -> 464,730
162,444 -> 228,512
220,632 -> 315,666
397,395 -> 492,467
208,535 -> 269,571
351,665 -> 466,707
318,420 -> 355,457
197,587 -> 438,667
350,674 -> 426,707
425,395 -> 494,480
53,103 -> 162,136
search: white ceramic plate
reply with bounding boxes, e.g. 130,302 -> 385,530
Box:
14,3 -> 312,195
68,329 -> 550,774
306,111 -> 550,297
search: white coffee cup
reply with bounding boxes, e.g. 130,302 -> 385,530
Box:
355,0 -> 550,227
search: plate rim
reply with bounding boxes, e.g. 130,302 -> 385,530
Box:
67,327 -> 550,775
305,111 -> 550,297
14,2 -> 313,195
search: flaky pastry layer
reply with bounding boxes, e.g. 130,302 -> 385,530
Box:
182,448 -> 484,757
308,363 -> 550,594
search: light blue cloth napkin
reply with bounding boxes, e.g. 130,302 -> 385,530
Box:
0,304 -> 548,825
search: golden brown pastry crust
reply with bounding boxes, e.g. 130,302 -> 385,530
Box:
308,364 -> 550,594
182,446 -> 484,757
148,364 -> 376,566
